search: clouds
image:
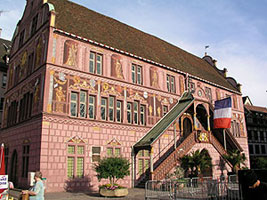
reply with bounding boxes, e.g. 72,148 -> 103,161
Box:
0,1 -> 25,40
0,0 -> 266,106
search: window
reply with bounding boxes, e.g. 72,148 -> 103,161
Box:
88,95 -> 95,119
116,100 -> 122,122
2,73 -> 7,88
138,150 -> 149,175
19,92 -> 33,122
22,145 -> 30,177
109,97 -> 114,121
89,52 -> 102,75
133,101 -> 138,125
80,91 -> 87,118
67,145 -> 85,178
0,98 -> 4,111
205,87 -> 212,102
140,105 -> 146,125
167,75 -> 176,93
163,106 -> 168,116
127,102 -> 132,123
255,145 -> 260,154
106,147 -> 121,157
70,92 -> 78,117
132,64 -> 142,85
19,30 -> 25,48
92,147 -> 101,162
101,98 -> 107,120
261,145 -> 266,154
27,52 -> 34,75
127,102 -> 146,125
249,145 -> 254,154
31,14 -> 38,36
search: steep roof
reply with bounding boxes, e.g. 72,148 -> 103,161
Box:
245,105 -> 267,114
48,0 -> 238,92
0,38 -> 11,71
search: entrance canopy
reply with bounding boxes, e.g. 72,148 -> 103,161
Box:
134,92 -> 194,151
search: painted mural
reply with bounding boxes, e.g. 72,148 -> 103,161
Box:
63,40 -> 78,67
150,67 -> 159,88
53,72 -> 67,113
35,37 -> 43,68
111,54 -> 124,79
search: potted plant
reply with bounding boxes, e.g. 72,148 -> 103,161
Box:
94,157 -> 130,197
223,150 -> 246,175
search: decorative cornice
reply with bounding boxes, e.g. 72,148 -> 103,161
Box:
53,28 -> 241,95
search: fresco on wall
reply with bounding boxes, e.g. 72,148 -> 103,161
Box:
150,67 -> 159,88
63,40 -> 78,67
20,51 -> 28,79
8,67 -> 13,87
53,72 -> 67,113
179,76 -> 185,94
216,89 -> 221,100
111,54 -> 124,79
101,82 -> 122,97
35,37 -> 43,68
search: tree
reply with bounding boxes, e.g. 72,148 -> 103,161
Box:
179,148 -> 212,177
223,150 -> 246,173
94,157 -> 130,187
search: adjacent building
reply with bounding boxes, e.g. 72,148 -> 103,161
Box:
0,0 -> 249,192
0,35 -> 11,127
243,96 -> 267,167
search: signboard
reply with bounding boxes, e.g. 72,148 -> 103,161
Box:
0,175 -> 8,189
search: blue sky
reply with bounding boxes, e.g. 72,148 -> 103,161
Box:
0,0 -> 266,107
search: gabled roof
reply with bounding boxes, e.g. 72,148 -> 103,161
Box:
0,38 -> 11,70
134,92 -> 194,150
245,105 -> 267,114
47,0 -> 238,92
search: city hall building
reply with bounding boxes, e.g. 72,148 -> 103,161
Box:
0,0 -> 249,192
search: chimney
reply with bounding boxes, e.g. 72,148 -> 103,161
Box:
0,28 -> 2,38
213,59 -> 217,67
237,83 -> 242,93
223,68 -> 227,78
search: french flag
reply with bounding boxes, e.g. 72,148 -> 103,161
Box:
214,97 -> 232,129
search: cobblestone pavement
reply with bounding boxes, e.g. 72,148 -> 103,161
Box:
45,188 -> 145,200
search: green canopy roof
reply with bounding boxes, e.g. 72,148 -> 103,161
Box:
134,92 -> 194,150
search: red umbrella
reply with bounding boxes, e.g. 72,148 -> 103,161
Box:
0,143 -> 5,194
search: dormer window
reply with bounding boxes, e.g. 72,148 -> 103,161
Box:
18,30 -> 25,48
31,14 -> 38,36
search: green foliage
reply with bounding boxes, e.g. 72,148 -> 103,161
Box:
179,148 -> 212,177
251,157 -> 267,169
166,166 -> 185,180
94,157 -> 130,187
223,150 -> 246,173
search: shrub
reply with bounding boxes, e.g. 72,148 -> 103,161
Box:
94,157 -> 130,187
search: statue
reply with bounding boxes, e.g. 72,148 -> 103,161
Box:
115,59 -> 124,79
151,69 -> 159,88
55,86 -> 66,102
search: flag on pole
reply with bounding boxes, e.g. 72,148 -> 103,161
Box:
0,143 -> 6,195
214,97 -> 232,129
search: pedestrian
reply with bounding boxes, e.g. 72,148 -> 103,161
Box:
243,170 -> 267,200
22,171 -> 44,200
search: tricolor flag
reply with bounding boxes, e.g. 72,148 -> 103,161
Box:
214,97 -> 232,129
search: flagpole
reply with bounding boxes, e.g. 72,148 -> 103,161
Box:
223,129 -> 227,151
0,143 -> 3,169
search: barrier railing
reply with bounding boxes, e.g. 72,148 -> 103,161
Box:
145,177 -> 242,200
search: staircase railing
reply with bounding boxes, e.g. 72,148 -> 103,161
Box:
153,131 -> 197,180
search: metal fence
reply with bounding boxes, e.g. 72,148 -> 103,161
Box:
145,177 -> 242,200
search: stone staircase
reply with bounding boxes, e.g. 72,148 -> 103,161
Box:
153,131 -> 197,180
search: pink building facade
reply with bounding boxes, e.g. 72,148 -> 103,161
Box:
0,0 -> 249,192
